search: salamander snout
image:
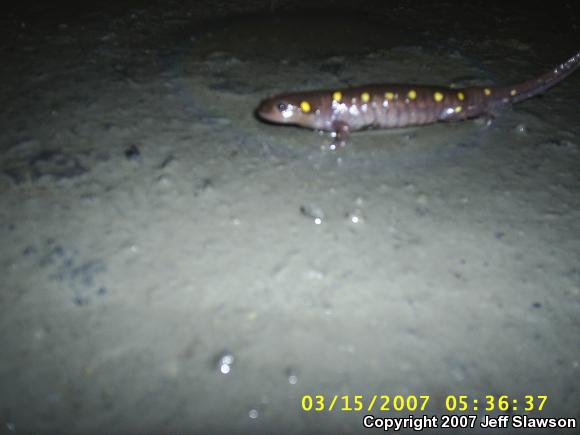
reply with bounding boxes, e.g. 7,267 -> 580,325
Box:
256,97 -> 296,125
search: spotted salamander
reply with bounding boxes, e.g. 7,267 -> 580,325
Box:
257,50 -> 580,148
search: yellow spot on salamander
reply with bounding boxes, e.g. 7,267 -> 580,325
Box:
510,89 -> 517,96
332,91 -> 342,102
455,106 -> 462,113
408,89 -> 417,100
484,88 -> 492,96
361,92 -> 370,103
434,91 -> 444,102
300,101 -> 311,112
457,91 -> 465,101
385,91 -> 394,100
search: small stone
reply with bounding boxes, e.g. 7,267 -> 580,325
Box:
73,296 -> 89,306
124,145 -> 140,160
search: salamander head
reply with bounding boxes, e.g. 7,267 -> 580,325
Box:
256,93 -> 318,128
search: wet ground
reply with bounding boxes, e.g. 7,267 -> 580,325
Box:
1,1 -> 579,434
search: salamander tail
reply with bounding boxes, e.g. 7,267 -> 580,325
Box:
497,49 -> 580,104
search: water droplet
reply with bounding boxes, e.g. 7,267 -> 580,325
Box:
346,209 -> 364,224
287,368 -> 298,385
300,205 -> 325,225
515,124 -> 528,135
216,352 -> 234,375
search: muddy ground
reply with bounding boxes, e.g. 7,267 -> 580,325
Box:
0,1 -> 579,433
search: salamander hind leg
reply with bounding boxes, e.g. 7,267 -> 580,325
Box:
328,120 -> 351,150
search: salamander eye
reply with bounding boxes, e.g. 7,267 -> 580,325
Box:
277,102 -> 287,112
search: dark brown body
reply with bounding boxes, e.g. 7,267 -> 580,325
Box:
256,50 -> 580,146
270,84 -> 491,131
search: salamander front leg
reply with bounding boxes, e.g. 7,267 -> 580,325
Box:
474,111 -> 496,128
482,111 -> 495,127
328,121 -> 351,150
